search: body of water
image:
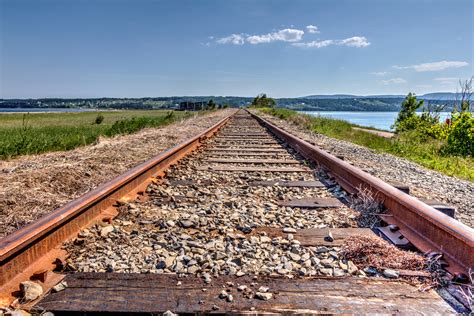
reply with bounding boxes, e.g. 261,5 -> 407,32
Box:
300,111 -> 451,131
0,108 -> 95,113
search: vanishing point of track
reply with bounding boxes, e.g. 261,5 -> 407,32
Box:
0,109 -> 472,314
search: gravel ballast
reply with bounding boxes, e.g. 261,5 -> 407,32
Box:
0,109 -> 235,237
255,111 -> 474,228
65,114 -> 361,279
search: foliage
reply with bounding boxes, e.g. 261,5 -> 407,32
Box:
443,111 -> 474,156
94,114 -> 105,124
392,93 -> 424,132
251,93 -> 276,108
207,99 -> 216,110
260,107 -> 474,181
391,85 -> 473,157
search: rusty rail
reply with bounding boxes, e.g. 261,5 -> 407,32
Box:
0,110 -> 236,305
250,110 -> 473,276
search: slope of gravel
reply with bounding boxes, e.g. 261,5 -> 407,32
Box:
0,109 -> 236,238
255,111 -> 474,228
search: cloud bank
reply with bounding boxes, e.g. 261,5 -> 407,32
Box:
292,36 -> 370,48
246,28 -> 304,44
216,34 -> 245,45
393,60 -> 469,72
215,26 -> 369,49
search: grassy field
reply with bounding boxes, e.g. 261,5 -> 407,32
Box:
0,110 -> 193,159
260,108 -> 474,182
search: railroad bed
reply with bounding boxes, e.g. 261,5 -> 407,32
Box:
1,111 -> 471,314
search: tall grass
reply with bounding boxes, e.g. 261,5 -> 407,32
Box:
261,108 -> 474,181
0,110 -> 190,159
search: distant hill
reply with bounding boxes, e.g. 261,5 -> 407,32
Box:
303,94 -> 359,99
302,93 -> 465,100
421,92 -> 458,100
303,94 -> 404,99
1,92 -> 463,112
278,97 -> 404,111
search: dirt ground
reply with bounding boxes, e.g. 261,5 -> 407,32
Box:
0,109 -> 235,238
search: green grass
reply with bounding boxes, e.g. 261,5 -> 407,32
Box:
260,108 -> 474,182
0,110 -> 194,159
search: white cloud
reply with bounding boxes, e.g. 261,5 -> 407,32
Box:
370,71 -> 390,76
381,78 -> 407,85
338,36 -> 371,47
293,39 -> 334,48
246,28 -> 304,44
393,61 -> 469,72
306,25 -> 320,34
292,36 -> 370,48
433,77 -> 458,82
216,34 -> 245,45
216,28 -> 304,45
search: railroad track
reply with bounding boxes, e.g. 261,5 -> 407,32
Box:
0,110 -> 472,314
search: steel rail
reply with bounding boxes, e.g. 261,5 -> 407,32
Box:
250,110 -> 473,276
0,110 -> 236,304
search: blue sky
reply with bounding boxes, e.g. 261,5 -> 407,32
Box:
1,0 -> 473,98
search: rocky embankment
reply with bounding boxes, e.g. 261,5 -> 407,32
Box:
256,110 -> 473,228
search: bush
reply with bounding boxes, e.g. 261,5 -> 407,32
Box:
395,115 -> 424,133
251,94 -> 276,108
443,112 -> 474,156
94,114 -> 105,125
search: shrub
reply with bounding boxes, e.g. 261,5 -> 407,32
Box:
94,114 -> 105,125
395,115 -> 424,133
443,111 -> 474,156
251,94 -> 276,108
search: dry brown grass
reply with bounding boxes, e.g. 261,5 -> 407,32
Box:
456,268 -> 473,311
341,235 -> 426,271
349,186 -> 385,228
0,110 -> 235,238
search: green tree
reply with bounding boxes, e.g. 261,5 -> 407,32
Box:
207,99 -> 216,110
392,93 -> 424,132
251,93 -> 276,108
